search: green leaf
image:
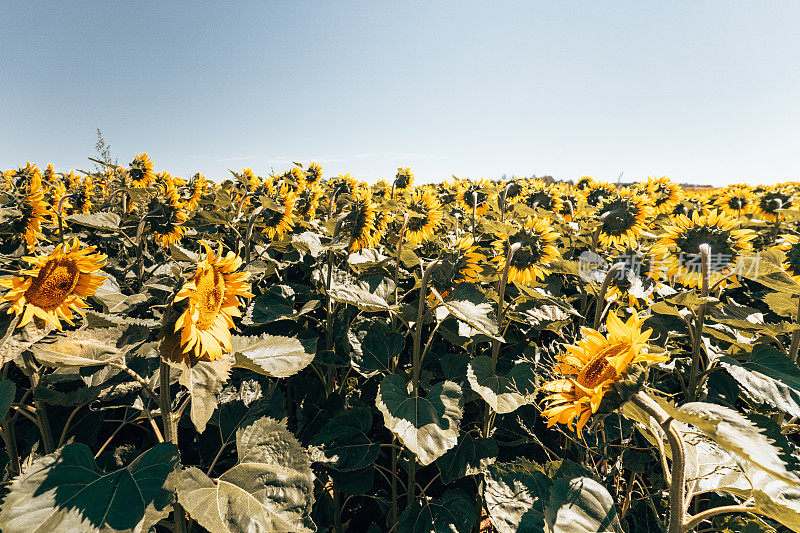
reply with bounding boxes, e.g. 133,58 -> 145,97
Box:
29,327 -> 128,367
0,380 -> 15,420
0,442 -> 178,533
232,334 -> 317,378
432,284 -> 502,341
720,344 -> 800,419
66,212 -> 121,230
436,432 -> 498,484
739,252 -> 800,294
177,355 -> 233,434
483,459 -> 550,532
398,490 -> 476,533
176,417 -> 316,532
467,356 -> 537,414
348,320 -> 404,378
544,475 -> 624,533
310,406 -> 379,471
319,268 -> 395,312
657,398 -> 800,485
376,374 -> 463,465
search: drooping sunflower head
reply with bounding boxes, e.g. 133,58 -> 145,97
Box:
455,180 -> 494,217
296,182 -> 323,220
596,191 -> 653,250
71,177 -> 96,214
146,191 -> 189,248
500,179 -> 526,206
305,162 -> 323,184
331,174 -> 360,199
341,187 -> 377,253
539,312 -> 666,436
522,184 -> 562,215
278,166 -> 307,193
168,241 -> 253,363
405,188 -> 443,246
756,187 -> 794,222
11,169 -> 52,250
9,162 -> 41,190
394,167 -> 415,192
645,176 -> 682,216
552,185 -> 586,223
714,185 -> 754,218
492,216 -> 560,284
428,235 -> 485,300
0,238 -> 107,330
576,176 -> 594,191
128,153 -> 155,188
585,182 -> 616,208
258,183 -> 297,241
652,209 -> 755,288
186,173 -> 207,211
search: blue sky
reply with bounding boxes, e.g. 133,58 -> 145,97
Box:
2,1 -> 799,186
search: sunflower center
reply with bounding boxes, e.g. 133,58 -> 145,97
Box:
24,258 -> 81,309
194,266 -> 226,330
600,199 -> 638,235
674,226 -> 736,272
576,343 -> 625,390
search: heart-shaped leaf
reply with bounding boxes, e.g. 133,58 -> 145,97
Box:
467,356 -> 537,414
232,334 -> 317,378
0,442 -> 178,533
399,490 -> 476,533
177,354 -> 233,434
436,432 -> 498,484
376,374 -> 462,465
348,320 -> 404,378
310,406 -> 379,472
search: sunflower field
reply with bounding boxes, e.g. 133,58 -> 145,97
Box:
1,157 -> 800,533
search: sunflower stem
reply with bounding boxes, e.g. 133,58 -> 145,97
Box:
158,358 -> 188,533
491,242 -> 521,364
56,193 -> 75,244
244,206 -> 264,264
789,298 -> 800,363
594,262 -> 626,329
408,259 -> 440,507
135,209 -> 157,291
688,244 -> 711,402
500,183 -> 512,223
471,191 -> 479,240
391,213 -> 410,342
630,392 -> 686,533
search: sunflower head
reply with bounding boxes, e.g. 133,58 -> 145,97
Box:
585,182 -> 616,208
775,235 -> 800,284
341,187 -> 377,253
296,182 -> 323,220
128,153 -> 155,188
492,216 -> 560,284
522,185 -> 562,214
539,312 -> 666,436
645,177 -> 682,216
259,183 -> 297,241
11,170 -> 52,250
428,235 -> 484,300
756,187 -> 794,222
394,167 -> 415,191
500,179 -> 526,206
186,173 -> 207,210
168,241 -> 253,363
305,162 -> 323,184
9,163 -> 41,190
576,176 -> 594,191
596,192 -> 652,250
147,191 -> 189,247
0,238 -> 107,330
715,185 -> 754,218
405,188 -> 443,246
652,209 -> 755,288
455,180 -> 494,216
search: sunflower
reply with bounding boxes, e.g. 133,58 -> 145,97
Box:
455,180 -> 494,217
651,209 -> 755,288
394,167 -> 415,193
492,216 -> 560,283
0,238 -> 107,330
755,187 -> 794,222
715,185 -> 754,218
305,162 -> 323,184
169,242 -> 253,363
341,187 -> 378,253
148,185 -> 189,248
596,192 -> 652,250
9,162 -> 40,189
186,173 -> 207,211
499,179 -> 526,207
128,153 -> 155,188
372,208 -> 390,245
645,176 -> 682,216
774,235 -> 800,284
405,189 -> 443,246
15,171 -> 52,250
296,182 -> 323,220
553,185 -> 585,223
585,182 -> 616,208
48,181 -> 71,224
602,249 -> 659,308
575,176 -> 594,191
71,177 -> 95,214
428,235 -> 484,301
539,312 -> 666,436
521,185 -> 562,215
258,182 -> 296,241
